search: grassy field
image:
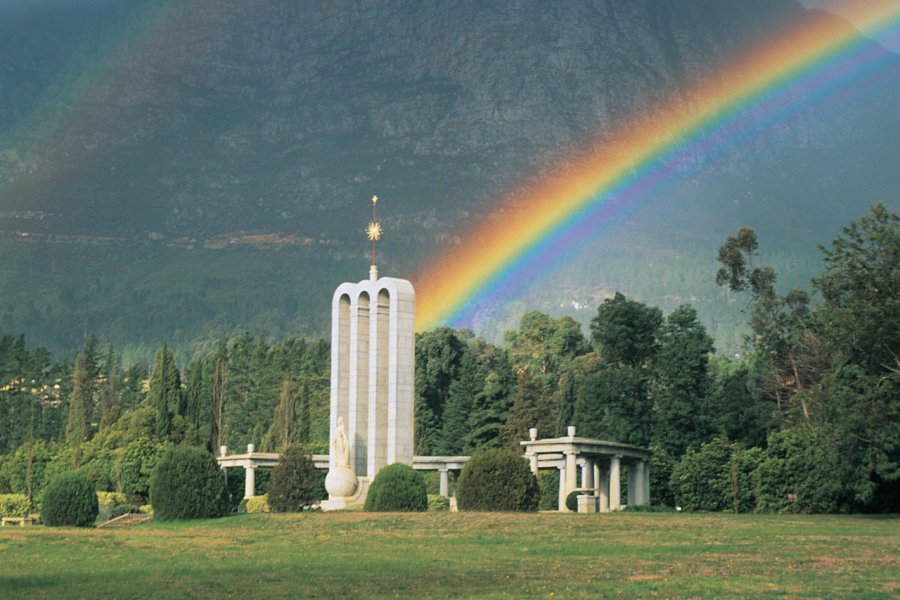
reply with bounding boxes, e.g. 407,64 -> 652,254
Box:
1,512 -> 897,599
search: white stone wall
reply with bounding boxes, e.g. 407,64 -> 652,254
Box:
329,274 -> 415,481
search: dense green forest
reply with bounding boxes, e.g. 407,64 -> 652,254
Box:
0,206 -> 897,513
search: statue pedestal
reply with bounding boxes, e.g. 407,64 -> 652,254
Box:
322,470 -> 368,511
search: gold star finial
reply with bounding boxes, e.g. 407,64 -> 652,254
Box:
368,194 -> 381,267
366,221 -> 382,241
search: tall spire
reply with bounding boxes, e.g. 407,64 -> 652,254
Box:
366,194 -> 382,280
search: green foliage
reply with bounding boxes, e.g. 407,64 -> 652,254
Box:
755,425 -> 848,514
537,469 -> 560,511
267,446 -> 321,512
457,448 -> 539,512
670,438 -> 759,513
96,491 -> 127,507
149,344 -> 182,440
648,444 -> 676,507
427,495 -> 450,511
0,493 -> 30,517
591,293 -> 662,368
118,438 -> 167,503
653,305 -> 715,455
149,445 -> 227,520
813,204 -> 899,374
246,495 -> 271,513
40,472 -> 99,527
364,463 -> 428,512
505,311 -> 589,392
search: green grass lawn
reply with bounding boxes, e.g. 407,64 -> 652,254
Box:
1,512 -> 897,599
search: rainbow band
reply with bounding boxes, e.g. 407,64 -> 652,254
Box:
414,4 -> 900,332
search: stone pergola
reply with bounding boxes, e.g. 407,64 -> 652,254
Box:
522,427 -> 651,512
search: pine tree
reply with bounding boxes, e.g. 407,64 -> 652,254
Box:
209,354 -> 226,453
264,374 -> 297,452
65,352 -> 93,450
149,344 -> 181,440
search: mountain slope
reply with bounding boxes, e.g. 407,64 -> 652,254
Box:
0,0 -> 897,359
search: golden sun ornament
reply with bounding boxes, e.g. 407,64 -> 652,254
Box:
366,221 -> 382,241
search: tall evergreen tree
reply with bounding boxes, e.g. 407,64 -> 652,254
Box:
653,305 -> 715,455
209,354 -> 226,452
65,352 -> 93,450
148,344 -> 181,440
264,374 -> 297,452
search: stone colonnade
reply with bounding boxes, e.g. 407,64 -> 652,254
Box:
216,446 -> 466,500
523,427 -> 651,512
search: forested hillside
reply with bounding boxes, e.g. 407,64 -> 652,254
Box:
2,206 -> 897,513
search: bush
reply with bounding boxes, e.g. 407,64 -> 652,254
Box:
537,470 -> 560,510
457,448 -> 539,512
427,494 -> 450,511
246,495 -> 270,513
40,472 -> 99,527
96,491 -> 127,507
118,438 -> 166,503
0,493 -> 30,518
756,425 -> 848,514
149,445 -> 227,520
670,437 -> 759,513
364,463 -> 427,512
267,446 -> 320,512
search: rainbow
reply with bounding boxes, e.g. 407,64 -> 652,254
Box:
414,3 -> 900,332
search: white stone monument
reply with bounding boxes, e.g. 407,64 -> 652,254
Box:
323,196 -> 415,509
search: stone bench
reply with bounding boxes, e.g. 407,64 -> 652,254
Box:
1,517 -> 36,526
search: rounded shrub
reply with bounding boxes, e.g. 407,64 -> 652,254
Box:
41,472 -> 99,527
267,446 -> 320,512
457,448 -> 539,512
149,445 -> 227,520
364,463 -> 427,512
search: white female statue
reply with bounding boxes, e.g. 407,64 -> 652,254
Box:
325,415 -> 358,500
332,416 -> 350,468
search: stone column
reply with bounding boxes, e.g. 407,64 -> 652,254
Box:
558,465 -> 567,512
632,461 -> 646,506
593,463 -> 601,497
244,465 -> 256,499
627,463 -> 637,507
582,459 -> 594,490
439,467 -> 449,497
643,460 -> 651,505
609,455 -> 622,511
599,463 -> 610,512
565,450 -> 577,496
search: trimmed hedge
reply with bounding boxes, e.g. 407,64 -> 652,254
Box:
457,448 -> 539,512
267,446 -> 320,512
0,493 -> 30,518
41,472 -> 99,527
149,445 -> 227,520
364,463 -> 427,512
